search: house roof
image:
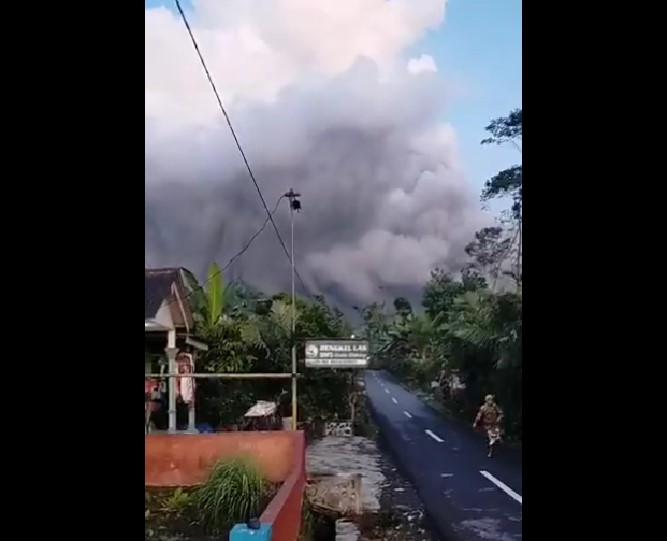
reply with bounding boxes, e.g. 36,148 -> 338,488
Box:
144,268 -> 195,329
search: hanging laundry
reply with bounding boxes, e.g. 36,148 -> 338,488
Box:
176,352 -> 195,405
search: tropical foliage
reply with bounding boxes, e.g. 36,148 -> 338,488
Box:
361,109 -> 523,439
185,264 -> 355,428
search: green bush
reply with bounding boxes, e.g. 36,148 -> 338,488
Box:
195,457 -> 267,532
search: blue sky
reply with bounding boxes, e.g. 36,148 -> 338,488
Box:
145,0 -> 522,195
414,0 -> 522,195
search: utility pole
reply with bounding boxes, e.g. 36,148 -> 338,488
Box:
284,188 -> 301,430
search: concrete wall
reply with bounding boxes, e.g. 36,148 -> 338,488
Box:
145,432 -> 296,485
258,431 -> 306,541
145,431 -> 306,541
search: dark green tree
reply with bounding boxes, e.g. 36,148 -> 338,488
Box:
187,270 -> 356,428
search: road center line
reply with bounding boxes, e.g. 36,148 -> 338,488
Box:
425,429 -> 444,442
479,470 -> 522,505
385,388 -> 390,394
391,397 -> 398,404
403,411 -> 412,418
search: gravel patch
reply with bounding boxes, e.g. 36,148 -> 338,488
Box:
307,434 -> 440,541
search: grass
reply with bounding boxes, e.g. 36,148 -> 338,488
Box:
145,457 -> 278,539
195,457 -> 269,533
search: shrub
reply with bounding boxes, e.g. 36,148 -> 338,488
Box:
195,457 -> 267,532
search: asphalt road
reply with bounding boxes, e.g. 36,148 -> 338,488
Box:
364,370 -> 522,541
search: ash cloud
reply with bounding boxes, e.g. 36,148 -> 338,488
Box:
145,0 -> 490,305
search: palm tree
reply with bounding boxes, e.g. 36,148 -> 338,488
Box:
447,291 -> 521,370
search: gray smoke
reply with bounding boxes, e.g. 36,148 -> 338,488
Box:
145,1 -> 490,306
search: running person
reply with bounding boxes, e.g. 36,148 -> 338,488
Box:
473,394 -> 504,457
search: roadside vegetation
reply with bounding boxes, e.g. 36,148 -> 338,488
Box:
360,109 -> 522,440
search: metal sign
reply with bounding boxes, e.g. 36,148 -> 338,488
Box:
304,339 -> 369,368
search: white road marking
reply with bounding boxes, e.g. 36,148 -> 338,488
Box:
391,397 -> 398,404
385,388 -> 390,394
425,429 -> 444,442
403,411 -> 412,418
440,473 -> 453,478
479,470 -> 522,505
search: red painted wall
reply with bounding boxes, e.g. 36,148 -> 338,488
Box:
145,431 -> 306,540
145,432 -> 295,485
260,431 -> 306,541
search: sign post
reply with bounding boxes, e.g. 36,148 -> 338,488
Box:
305,339 -> 369,369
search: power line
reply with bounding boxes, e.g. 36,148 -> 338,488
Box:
221,196 -> 285,277
173,0 -> 312,297
152,195 -> 284,310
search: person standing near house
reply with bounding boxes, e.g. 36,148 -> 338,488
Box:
146,384 -> 162,433
473,394 -> 504,458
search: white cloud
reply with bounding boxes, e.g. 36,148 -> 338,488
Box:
145,0 -> 446,118
407,54 -> 438,74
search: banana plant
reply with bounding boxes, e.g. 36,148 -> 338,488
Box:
184,263 -> 236,332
